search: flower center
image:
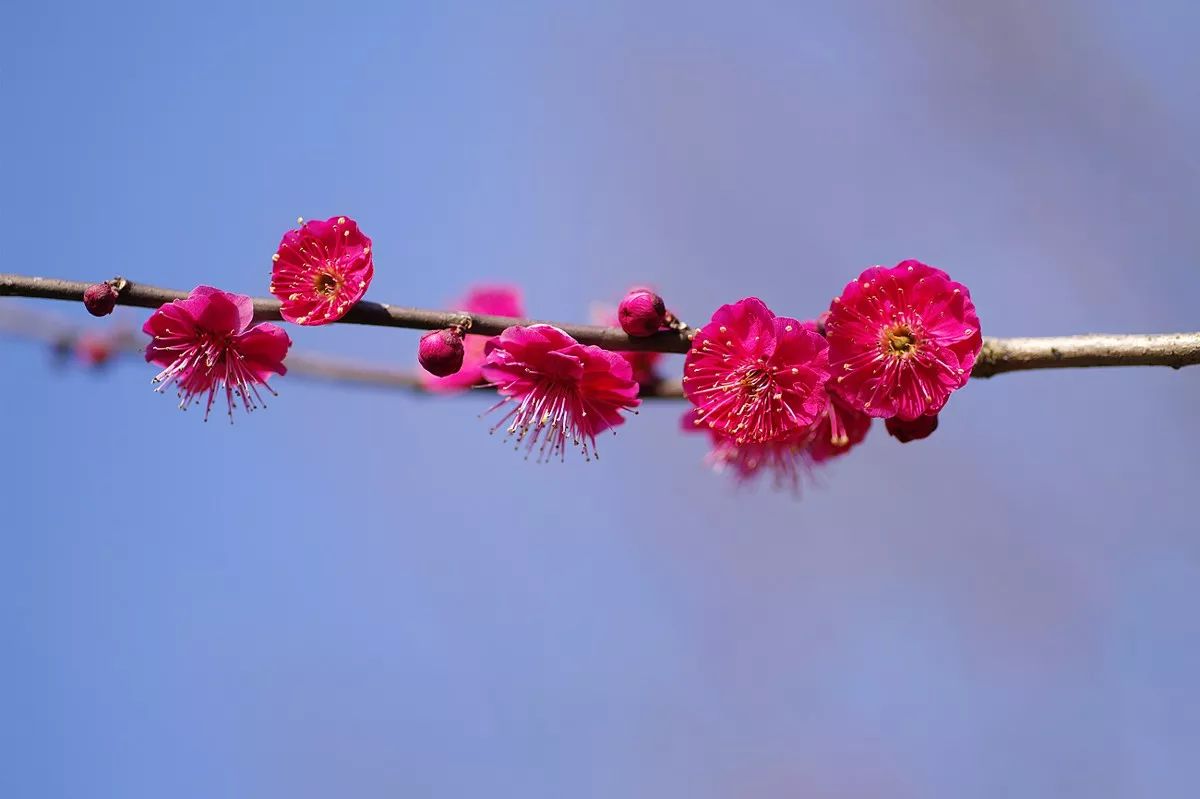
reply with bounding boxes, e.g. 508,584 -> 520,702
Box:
883,324 -> 918,357
738,367 -> 772,395
314,272 -> 341,297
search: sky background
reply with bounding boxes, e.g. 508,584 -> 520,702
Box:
3,1 -> 1200,796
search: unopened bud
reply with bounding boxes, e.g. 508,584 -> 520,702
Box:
418,328 -> 465,377
83,283 -> 119,317
618,288 -> 667,337
885,413 -> 939,443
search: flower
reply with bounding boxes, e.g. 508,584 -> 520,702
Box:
681,386 -> 870,492
83,283 -> 119,317
682,412 -> 812,491
618,288 -> 668,336
681,319 -> 869,492
683,297 -> 830,444
76,332 -> 115,367
808,389 -> 873,462
421,285 -> 524,392
418,328 -> 466,377
886,413 -> 939,443
481,324 -> 640,461
144,286 -> 291,421
617,347 -> 662,387
707,435 -> 814,492
270,216 -> 373,325
825,260 -> 981,421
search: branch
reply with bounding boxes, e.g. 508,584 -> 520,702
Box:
281,353 -> 685,399
0,300 -> 689,399
975,334 -> 1200,377
3,272 -> 1199,378
0,273 -> 693,353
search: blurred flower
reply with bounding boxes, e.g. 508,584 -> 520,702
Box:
808,389 -> 872,462
270,215 -> 373,325
683,387 -> 870,492
683,297 -> 829,444
825,260 -> 981,421
75,332 -> 115,367
682,409 -> 813,492
422,285 -> 523,392
616,345 -> 662,387
144,286 -> 291,421
481,324 -> 639,461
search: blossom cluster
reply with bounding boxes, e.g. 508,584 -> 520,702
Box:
105,215 -> 980,490
679,261 -> 980,489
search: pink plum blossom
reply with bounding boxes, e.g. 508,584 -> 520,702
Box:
683,297 -> 830,444
270,216 -> 373,325
481,324 -> 640,461
825,260 -> 981,421
144,286 -> 291,422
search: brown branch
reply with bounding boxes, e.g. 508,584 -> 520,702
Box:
0,273 -> 694,353
0,300 -> 689,399
974,334 -> 1200,377
2,272 -> 1199,378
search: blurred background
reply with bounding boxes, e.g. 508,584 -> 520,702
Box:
3,1 -> 1199,796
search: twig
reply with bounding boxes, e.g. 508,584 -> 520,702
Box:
3,272 -> 1200,378
0,300 -> 689,398
0,273 -> 694,353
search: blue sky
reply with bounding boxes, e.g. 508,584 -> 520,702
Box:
2,2 -> 1199,797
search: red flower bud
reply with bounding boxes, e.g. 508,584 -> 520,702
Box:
83,283 -> 119,317
418,328 -> 465,377
617,289 -> 667,337
885,413 -> 939,443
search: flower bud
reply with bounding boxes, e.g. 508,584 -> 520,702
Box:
885,413 -> 939,443
83,282 -> 119,317
617,288 -> 667,337
418,328 -> 465,377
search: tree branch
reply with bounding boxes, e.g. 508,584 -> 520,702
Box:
0,273 -> 693,353
3,272 -> 1199,379
0,300 -> 690,399
975,334 -> 1200,377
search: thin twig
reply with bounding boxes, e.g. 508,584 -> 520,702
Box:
0,273 -> 694,353
3,272 -> 1200,378
0,300 -> 689,398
